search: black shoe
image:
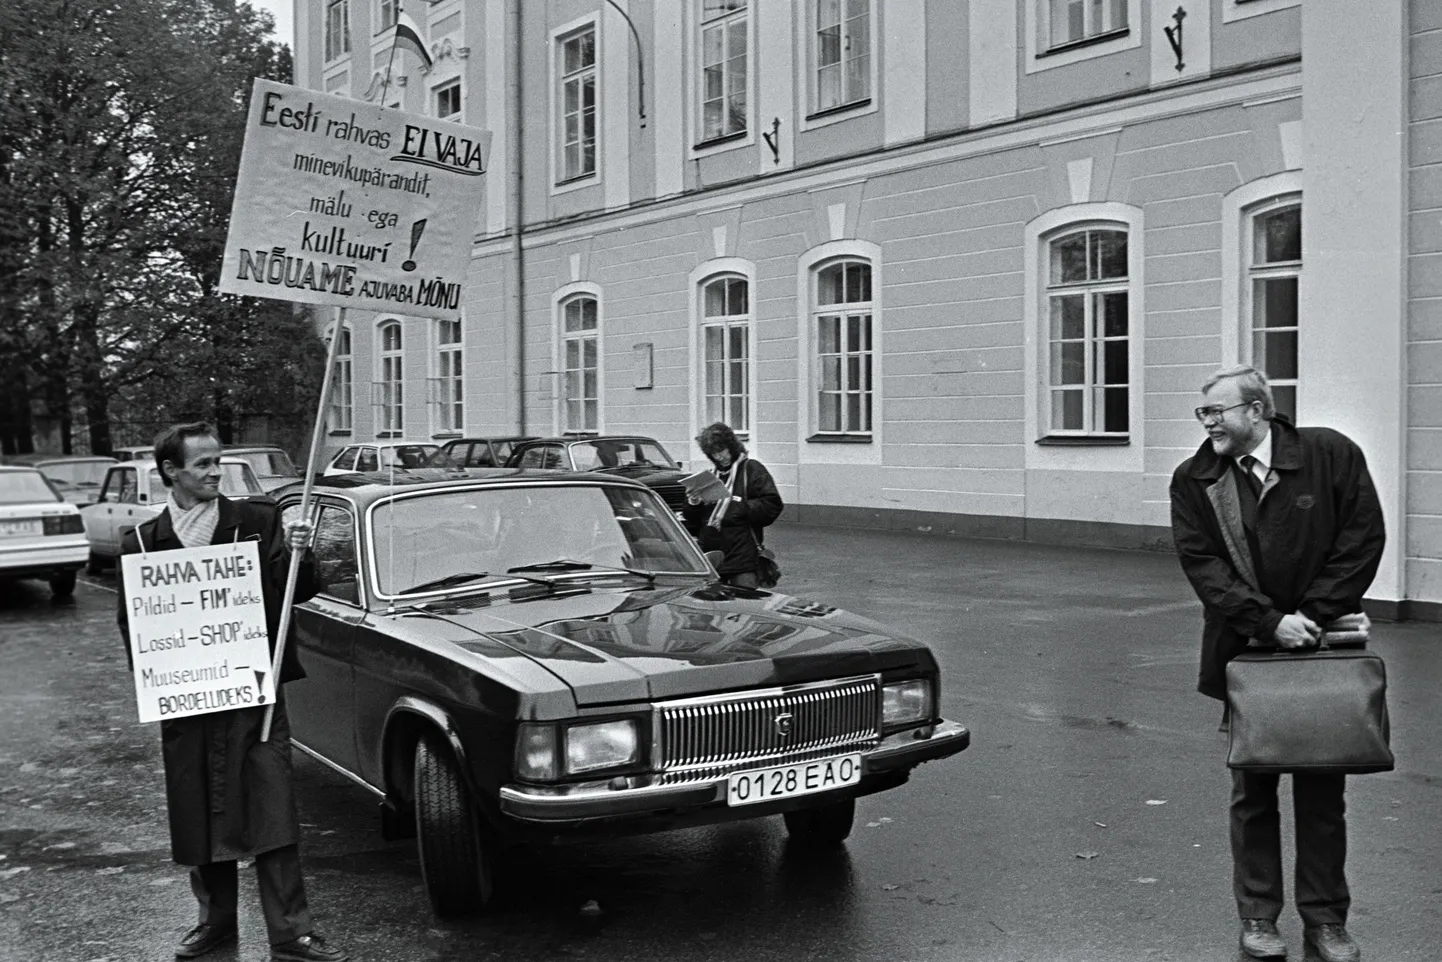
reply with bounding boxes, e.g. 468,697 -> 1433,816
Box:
1305,924 -> 1360,962
271,933 -> 348,962
1239,918 -> 1287,958
175,922 -> 238,959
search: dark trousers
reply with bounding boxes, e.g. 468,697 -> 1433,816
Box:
190,843 -> 313,945
1231,770 -> 1349,926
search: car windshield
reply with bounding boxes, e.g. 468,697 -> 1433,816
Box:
231,450 -> 297,477
379,445 -> 454,470
569,439 -> 676,471
369,484 -> 709,596
0,471 -> 62,505
38,460 -> 112,488
145,464 -> 260,502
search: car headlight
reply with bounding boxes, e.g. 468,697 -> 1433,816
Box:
564,719 -> 640,774
881,680 -> 931,729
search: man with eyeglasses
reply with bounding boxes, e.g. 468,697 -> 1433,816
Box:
1169,366 -> 1385,962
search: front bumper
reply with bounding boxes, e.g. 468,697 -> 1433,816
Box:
498,719 -> 969,823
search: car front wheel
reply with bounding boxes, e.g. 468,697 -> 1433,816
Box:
413,735 -> 494,918
49,570 -> 77,598
782,797 -> 856,847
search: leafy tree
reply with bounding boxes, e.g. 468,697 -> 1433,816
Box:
0,0 -> 324,456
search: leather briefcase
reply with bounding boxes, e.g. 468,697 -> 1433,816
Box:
1225,646 -> 1393,774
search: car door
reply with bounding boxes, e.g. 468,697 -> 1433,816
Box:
112,468 -> 143,550
82,468 -> 125,555
282,499 -> 361,774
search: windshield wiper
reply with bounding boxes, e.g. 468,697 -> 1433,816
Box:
508,559 -> 655,582
399,571 -> 491,594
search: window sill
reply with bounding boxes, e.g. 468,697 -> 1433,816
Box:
806,433 -> 872,444
555,172 -> 599,188
693,131 -> 747,151
431,431 -> 462,440
1038,28 -> 1130,59
1034,435 -> 1130,446
328,430 -> 353,438
805,98 -> 872,123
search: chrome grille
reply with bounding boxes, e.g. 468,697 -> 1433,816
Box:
653,675 -> 881,783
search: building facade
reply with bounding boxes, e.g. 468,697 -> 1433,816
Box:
294,0 -> 1441,619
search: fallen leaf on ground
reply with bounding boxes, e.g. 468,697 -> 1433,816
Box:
94,867 -> 123,875
1145,799 -> 1168,806
1133,877 -> 1158,884
1094,821 -> 1107,828
1075,851 -> 1099,860
866,821 -> 882,828
0,893 -> 20,903
882,884 -> 899,891
878,817 -> 893,823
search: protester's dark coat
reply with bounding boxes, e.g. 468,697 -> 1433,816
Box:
683,457 -> 784,576
1169,416 -> 1385,701
116,495 -> 318,865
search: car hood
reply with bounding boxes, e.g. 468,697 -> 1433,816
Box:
436,583 -> 934,705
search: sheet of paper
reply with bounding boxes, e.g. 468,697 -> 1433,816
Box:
682,470 -> 731,503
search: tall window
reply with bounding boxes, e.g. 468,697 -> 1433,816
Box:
701,1 -> 747,141
814,259 -> 873,435
559,27 -> 597,182
329,327 -> 353,433
325,0 -> 351,61
378,0 -> 397,31
434,319 -> 463,433
815,0 -> 870,112
1247,200 -> 1300,420
701,275 -> 750,433
1045,227 -> 1129,436
561,295 -> 599,433
435,81 -> 461,119
1048,0 -> 1128,48
378,321 -> 403,437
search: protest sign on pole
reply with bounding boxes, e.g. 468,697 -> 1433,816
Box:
218,78 -> 491,320
122,541 -> 275,723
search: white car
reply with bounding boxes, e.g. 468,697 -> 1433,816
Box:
110,445 -> 155,462
79,457 -> 265,572
322,441 -> 462,476
0,466 -> 88,597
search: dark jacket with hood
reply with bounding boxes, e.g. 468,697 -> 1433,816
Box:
1169,415 -> 1385,701
116,495 -> 318,864
682,456 -> 784,576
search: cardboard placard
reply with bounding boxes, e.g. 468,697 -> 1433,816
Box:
122,541 -> 275,723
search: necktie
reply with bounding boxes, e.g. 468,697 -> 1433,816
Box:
1239,455 -> 1263,498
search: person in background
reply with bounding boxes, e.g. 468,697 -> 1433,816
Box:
115,422 -> 346,962
1169,367 -> 1385,962
682,422 -> 783,588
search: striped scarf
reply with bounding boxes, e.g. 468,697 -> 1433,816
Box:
167,497 -> 220,549
707,456 -> 745,528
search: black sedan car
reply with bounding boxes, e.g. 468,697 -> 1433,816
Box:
504,435 -> 692,520
278,471 -> 969,918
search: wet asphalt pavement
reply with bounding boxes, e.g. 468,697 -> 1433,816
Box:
2,523 -> 1439,962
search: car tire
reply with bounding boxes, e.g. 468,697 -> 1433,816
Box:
49,570 -> 77,598
86,552 -> 105,575
413,735 -> 494,918
782,798 -> 856,847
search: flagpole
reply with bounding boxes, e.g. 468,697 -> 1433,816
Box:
261,307 -> 346,742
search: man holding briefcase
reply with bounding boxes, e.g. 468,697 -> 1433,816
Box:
1169,366 -> 1385,962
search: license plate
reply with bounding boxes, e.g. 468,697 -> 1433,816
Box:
0,519 -> 42,538
726,754 -> 862,807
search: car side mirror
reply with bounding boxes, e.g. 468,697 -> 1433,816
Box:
704,550 -> 725,570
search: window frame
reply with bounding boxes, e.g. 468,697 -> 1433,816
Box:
1024,0 -> 1141,74
810,257 -> 875,439
376,0 -> 397,33
553,285 -> 603,436
1243,195 -> 1302,422
376,320 -> 404,439
1041,224 -> 1132,440
552,19 -> 600,189
1223,0 -> 1301,23
431,317 -> 464,436
327,324 -> 353,436
434,79 -> 461,120
325,0 -> 352,63
804,0 -> 877,124
694,0 -> 751,150
699,272 -> 753,436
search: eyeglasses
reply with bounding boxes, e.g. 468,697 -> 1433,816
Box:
1194,402 -> 1254,424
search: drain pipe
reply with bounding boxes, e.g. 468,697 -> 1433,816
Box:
506,0 -> 525,434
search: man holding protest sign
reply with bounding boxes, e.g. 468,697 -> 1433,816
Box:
116,422 -> 345,962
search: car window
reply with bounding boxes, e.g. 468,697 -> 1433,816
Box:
516,445 -> 560,469
148,474 -> 168,503
220,464 -> 264,496
38,460 -> 112,488
312,504 -> 360,604
571,439 -> 675,471
455,442 -> 494,467
333,447 -> 358,471
0,470 -> 62,505
117,469 -> 139,504
369,484 -> 709,595
232,450 -> 297,477
492,441 -> 516,463
356,448 -> 379,472
99,469 -> 122,502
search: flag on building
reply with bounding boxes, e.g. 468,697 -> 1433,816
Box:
392,8 -> 432,70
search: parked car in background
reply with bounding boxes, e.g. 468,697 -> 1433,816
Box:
79,457 -> 265,572
225,444 -> 302,492
0,466 -> 88,597
322,441 -> 465,479
277,471 -> 969,918
503,436 -> 691,521
440,436 -> 537,469
0,454 -> 117,505
110,445 -> 154,462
